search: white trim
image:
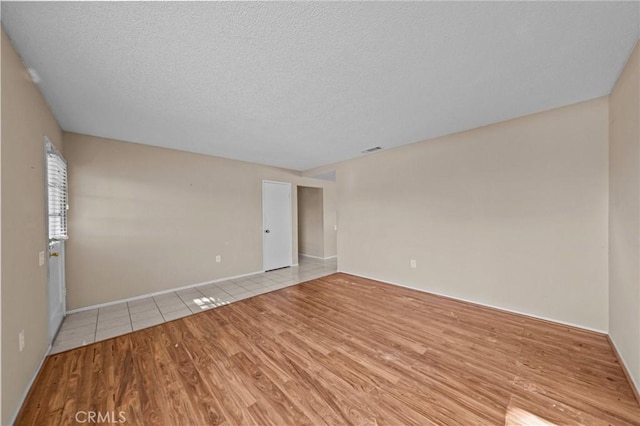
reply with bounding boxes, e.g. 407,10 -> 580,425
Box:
9,343 -> 51,426
299,253 -> 337,260
299,253 -> 324,260
338,270 -> 607,335
608,335 -> 640,397
66,270 -> 263,314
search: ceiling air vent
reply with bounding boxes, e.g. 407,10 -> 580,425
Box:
361,146 -> 382,154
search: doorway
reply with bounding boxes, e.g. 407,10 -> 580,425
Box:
45,138 -> 67,341
262,181 -> 292,271
297,186 -> 325,259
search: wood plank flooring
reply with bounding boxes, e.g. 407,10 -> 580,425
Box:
16,273 -> 640,425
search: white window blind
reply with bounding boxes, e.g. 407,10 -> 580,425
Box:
46,141 -> 68,241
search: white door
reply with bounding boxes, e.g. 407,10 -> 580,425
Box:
263,181 -> 292,271
45,138 -> 67,341
48,241 -> 65,340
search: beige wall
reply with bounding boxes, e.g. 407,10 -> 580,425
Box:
1,29 -> 63,425
609,40 -> 640,392
0,67 -> 3,426
323,183 -> 337,258
333,97 -> 609,331
298,186 -> 324,258
63,132 -> 336,309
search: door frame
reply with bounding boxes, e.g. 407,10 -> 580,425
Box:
44,136 -> 67,342
262,180 -> 293,271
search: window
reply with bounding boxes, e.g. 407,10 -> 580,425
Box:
46,139 -> 68,241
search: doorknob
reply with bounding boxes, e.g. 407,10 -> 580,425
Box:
49,252 -> 59,257
265,229 -> 270,233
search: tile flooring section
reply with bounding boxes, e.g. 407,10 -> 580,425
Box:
51,257 -> 337,354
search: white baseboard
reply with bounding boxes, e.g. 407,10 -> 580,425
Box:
338,270 -> 607,335
608,335 -> 640,402
9,343 -> 51,425
299,253 -> 337,260
67,270 -> 264,314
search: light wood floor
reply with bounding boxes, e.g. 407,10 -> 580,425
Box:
17,273 -> 640,425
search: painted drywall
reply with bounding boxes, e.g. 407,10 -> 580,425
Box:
323,183 -> 337,258
609,39 -> 640,392
0,30 -> 3,425
298,186 -> 324,258
334,97 -> 609,332
63,132 -> 336,310
1,29 -> 63,425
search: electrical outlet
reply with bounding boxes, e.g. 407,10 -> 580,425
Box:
39,251 -> 45,266
410,259 -> 417,268
19,330 -> 25,352
215,255 -> 221,263
334,225 -> 337,231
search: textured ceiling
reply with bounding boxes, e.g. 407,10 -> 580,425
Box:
2,2 -> 639,171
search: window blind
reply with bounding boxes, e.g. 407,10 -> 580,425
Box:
46,142 -> 68,241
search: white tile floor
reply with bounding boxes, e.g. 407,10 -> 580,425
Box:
51,256 -> 337,354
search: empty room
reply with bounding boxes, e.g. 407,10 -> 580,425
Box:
2,1 -> 640,425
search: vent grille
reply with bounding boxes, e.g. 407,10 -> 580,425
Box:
361,146 -> 382,154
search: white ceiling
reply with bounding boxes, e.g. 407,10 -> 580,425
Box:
2,2 -> 639,171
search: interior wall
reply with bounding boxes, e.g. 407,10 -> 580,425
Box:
0,30 -> 3,425
334,97 -> 609,332
609,39 -> 640,392
63,132 -> 336,310
298,186 -> 324,258
1,29 -> 63,425
323,183 -> 338,258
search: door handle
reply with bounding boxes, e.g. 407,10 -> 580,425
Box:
49,252 -> 59,257
265,230 -> 270,233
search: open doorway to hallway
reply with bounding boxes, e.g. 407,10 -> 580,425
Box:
297,186 -> 323,259
297,185 -> 337,262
